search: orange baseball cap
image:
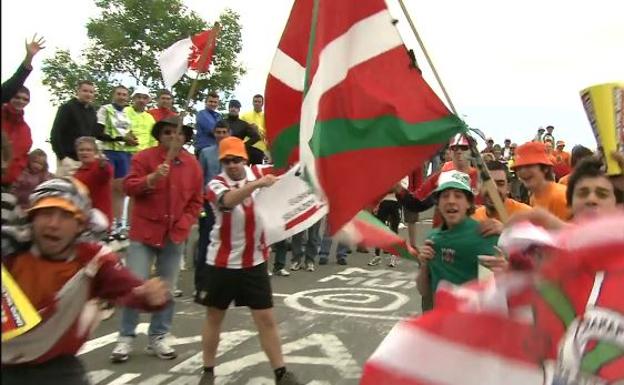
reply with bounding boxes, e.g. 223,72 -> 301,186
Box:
219,137 -> 248,161
511,141 -> 553,168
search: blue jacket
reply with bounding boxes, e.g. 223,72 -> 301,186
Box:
199,144 -> 221,187
195,109 -> 222,151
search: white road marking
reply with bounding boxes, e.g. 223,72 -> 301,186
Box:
284,287 -> 409,320
170,330 -> 257,374
216,333 -> 361,378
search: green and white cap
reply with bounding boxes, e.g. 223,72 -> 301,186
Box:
433,170 -> 472,195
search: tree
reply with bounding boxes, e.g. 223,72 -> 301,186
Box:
41,0 -> 245,110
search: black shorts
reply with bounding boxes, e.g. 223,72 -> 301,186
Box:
194,262 -> 273,310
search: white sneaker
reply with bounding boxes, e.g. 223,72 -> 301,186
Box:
368,256 -> 382,266
388,256 -> 398,268
273,268 -> 291,277
110,336 -> 133,363
290,261 -> 303,271
305,261 -> 315,272
146,335 -> 177,360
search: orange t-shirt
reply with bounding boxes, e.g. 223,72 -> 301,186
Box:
473,198 -> 532,222
8,252 -> 83,310
530,182 -> 570,221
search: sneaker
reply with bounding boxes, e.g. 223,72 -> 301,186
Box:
146,335 -> 177,360
277,371 -> 303,385
173,289 -> 183,298
337,257 -> 348,265
318,257 -> 328,265
100,301 -> 115,320
290,261 -> 303,271
273,268 -> 291,277
305,261 -> 315,272
110,336 -> 133,363
199,372 -> 215,385
368,256 -> 382,266
388,256 -> 398,268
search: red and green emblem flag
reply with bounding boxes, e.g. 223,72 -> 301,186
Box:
265,0 -> 466,232
339,211 -> 419,262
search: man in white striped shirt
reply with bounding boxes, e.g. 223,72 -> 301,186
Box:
197,137 -> 302,385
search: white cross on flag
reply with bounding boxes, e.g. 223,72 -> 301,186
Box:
158,29 -> 217,89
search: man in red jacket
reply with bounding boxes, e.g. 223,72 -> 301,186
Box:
147,89 -> 177,122
1,86 -> 33,186
111,116 -> 203,363
2,177 -> 170,385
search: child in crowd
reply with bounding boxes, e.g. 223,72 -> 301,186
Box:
72,137 -> 117,247
11,149 -> 54,209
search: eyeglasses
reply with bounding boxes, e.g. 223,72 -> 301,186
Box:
222,157 -> 244,165
450,145 -> 470,152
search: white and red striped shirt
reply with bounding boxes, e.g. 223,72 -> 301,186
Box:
205,165 -> 271,269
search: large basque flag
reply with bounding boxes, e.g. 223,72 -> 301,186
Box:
265,0 -> 466,232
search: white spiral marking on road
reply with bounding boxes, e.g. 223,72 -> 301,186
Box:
283,287 -> 410,320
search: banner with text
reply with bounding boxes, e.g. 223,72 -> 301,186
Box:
256,164 -> 327,244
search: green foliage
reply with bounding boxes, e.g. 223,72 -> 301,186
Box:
41,0 -> 245,110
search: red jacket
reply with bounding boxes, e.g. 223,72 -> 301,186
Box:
74,160 -> 113,226
147,107 -> 177,122
1,103 -> 32,185
123,145 -> 203,247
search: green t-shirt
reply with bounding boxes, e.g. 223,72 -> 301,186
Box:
427,217 -> 498,296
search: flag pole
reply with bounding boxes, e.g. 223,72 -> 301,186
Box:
395,0 -> 509,222
166,22 -> 221,163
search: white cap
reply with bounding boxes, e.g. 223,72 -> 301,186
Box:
132,86 -> 151,98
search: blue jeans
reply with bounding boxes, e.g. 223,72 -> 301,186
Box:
291,220 -> 322,263
272,240 -> 288,271
318,221 -> 349,260
120,240 -> 184,337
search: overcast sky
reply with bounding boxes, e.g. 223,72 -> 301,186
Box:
2,0 -> 623,171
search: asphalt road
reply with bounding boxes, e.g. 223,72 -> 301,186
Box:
80,222 -> 432,385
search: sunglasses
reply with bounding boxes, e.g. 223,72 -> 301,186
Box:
222,157 -> 245,165
450,145 -> 470,152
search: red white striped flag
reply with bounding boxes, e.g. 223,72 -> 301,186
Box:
361,213 -> 624,385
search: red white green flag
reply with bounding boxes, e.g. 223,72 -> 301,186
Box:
361,213 -> 624,385
338,210 -> 418,262
265,0 -> 466,232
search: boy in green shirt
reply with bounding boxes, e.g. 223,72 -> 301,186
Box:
417,170 -> 499,309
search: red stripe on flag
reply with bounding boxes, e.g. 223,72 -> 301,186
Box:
285,204 -> 321,230
265,75 -> 303,145
214,212 -> 232,267
316,47 -> 450,122
241,202 -> 256,268
402,311 -> 539,364
318,144 -> 441,232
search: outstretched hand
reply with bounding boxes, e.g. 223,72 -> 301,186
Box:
25,34 -> 46,59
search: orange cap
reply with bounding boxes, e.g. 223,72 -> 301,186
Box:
219,137 -> 248,161
511,141 -> 553,168
27,196 -> 85,220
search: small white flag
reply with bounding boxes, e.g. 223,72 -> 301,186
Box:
158,29 -> 217,89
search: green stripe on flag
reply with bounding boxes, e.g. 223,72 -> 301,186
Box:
303,0 -> 321,96
270,123 -> 300,168
309,115 -> 464,157
580,341 -> 623,374
356,211 -> 418,262
538,282 -> 577,326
